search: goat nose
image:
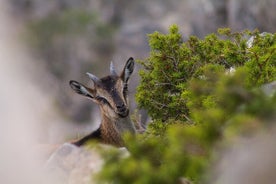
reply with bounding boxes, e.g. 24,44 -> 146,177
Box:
116,104 -> 126,112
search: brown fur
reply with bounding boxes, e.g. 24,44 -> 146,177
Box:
70,57 -> 136,147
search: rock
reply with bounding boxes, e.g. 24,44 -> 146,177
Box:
45,143 -> 102,184
211,128 -> 276,184
262,81 -> 276,96
44,143 -> 129,184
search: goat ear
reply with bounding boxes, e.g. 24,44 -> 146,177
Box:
121,57 -> 134,83
69,80 -> 95,99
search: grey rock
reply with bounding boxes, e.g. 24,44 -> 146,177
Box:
44,143 -> 129,184
45,143 -> 103,184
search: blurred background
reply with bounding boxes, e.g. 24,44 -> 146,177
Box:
0,0 -> 275,183
5,0 -> 276,144
2,0 -> 276,144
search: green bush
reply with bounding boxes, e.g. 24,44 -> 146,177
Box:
97,25 -> 276,183
136,25 -> 275,122
27,8 -> 116,79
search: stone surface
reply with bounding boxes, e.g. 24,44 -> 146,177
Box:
45,143 -> 103,184
44,143 -> 129,184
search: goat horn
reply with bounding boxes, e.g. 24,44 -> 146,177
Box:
86,72 -> 100,84
110,61 -> 117,76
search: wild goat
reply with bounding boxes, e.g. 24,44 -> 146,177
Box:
69,57 -> 136,147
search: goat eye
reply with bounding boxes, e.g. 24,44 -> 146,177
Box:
96,96 -> 108,104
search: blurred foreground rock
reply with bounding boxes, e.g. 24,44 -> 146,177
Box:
211,128 -> 276,184
45,143 -> 129,184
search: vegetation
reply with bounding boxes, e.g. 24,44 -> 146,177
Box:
27,8 -> 116,79
97,25 -> 276,183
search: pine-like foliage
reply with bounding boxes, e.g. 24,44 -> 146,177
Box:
97,25 -> 276,184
